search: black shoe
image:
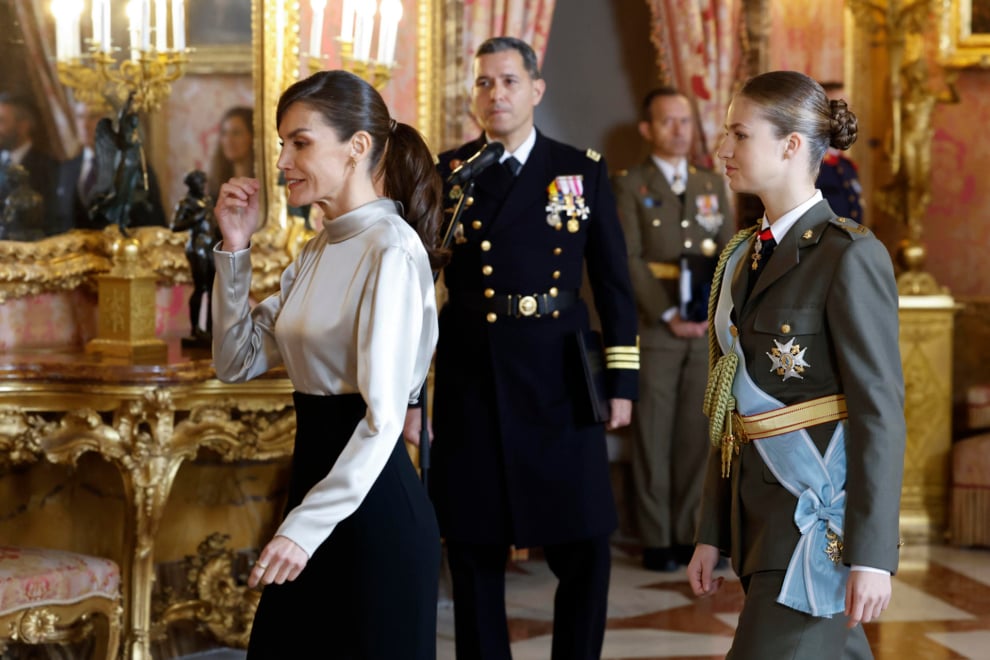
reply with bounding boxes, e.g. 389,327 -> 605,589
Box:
642,547 -> 679,572
673,544 -> 695,566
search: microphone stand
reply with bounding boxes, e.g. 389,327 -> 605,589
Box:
416,178 -> 478,488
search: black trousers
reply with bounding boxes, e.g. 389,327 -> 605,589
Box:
446,534 -> 611,660
247,393 -> 441,659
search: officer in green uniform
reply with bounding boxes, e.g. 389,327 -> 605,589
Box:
689,71 -> 904,660
613,87 -> 733,571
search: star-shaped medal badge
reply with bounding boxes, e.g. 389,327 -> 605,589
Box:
767,337 -> 810,381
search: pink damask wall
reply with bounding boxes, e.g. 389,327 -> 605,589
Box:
768,0 -> 844,83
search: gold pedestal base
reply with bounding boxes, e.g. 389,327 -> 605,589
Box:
85,238 -> 167,362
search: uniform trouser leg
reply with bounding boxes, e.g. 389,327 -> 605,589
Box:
544,534 -> 611,660
729,571 -> 874,660
631,340 -> 709,547
446,540 -> 512,660
670,339 -> 710,545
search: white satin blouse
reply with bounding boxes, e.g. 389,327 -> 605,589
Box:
212,198 -> 438,556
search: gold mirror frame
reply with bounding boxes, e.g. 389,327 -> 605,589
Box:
0,0 -> 444,304
939,0 -> 990,68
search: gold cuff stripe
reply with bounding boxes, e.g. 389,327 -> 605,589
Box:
737,394 -> 847,441
647,262 -> 680,280
606,358 -> 640,369
605,346 -> 640,355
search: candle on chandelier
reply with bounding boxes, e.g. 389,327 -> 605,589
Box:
376,0 -> 403,65
141,0 -> 152,52
127,0 -> 141,61
309,0 -> 326,56
155,0 -> 168,51
172,0 -> 185,50
340,0 -> 357,42
352,1 -> 377,62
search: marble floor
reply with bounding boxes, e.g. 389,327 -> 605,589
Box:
433,543 -> 990,660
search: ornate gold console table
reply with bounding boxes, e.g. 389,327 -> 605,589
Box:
0,343 -> 295,659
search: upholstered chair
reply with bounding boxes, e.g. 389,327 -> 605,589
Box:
0,546 -> 121,659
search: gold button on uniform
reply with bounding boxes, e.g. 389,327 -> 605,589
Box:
553,247 -> 562,255
482,265 -> 493,276
471,220 -> 482,230
652,219 -> 661,227
681,219 -> 690,228
549,287 -> 558,297
552,270 -> 561,279
480,240 -> 491,251
684,239 -> 693,249
486,313 -> 497,323
552,311 -> 560,318
466,196 -> 475,207
484,288 -> 495,298
781,323 -> 792,334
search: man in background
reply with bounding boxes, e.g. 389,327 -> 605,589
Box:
817,81 -> 864,222
417,36 -> 639,660
613,87 -> 733,572
0,92 -> 57,234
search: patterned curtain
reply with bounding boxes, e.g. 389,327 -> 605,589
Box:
645,0 -> 745,167
13,0 -> 76,160
441,0 -> 557,149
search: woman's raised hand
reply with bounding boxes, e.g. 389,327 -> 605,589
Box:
214,177 -> 261,252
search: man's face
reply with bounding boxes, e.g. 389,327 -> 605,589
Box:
0,104 -> 24,151
74,105 -> 102,149
639,94 -> 693,161
470,49 -> 545,148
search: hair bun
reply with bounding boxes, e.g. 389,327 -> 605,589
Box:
828,99 -> 858,151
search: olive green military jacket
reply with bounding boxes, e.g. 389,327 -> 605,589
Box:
696,200 -> 905,577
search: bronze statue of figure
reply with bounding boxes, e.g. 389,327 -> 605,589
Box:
171,169 -> 220,344
0,164 -> 44,241
89,95 -> 153,235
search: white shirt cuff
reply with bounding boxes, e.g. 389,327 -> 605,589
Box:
850,565 -> 890,576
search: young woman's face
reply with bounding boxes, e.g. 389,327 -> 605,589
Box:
220,115 -> 253,163
716,96 -> 789,196
276,103 -> 352,208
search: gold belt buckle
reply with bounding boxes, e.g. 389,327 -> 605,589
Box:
732,411 -> 749,444
517,295 -> 538,317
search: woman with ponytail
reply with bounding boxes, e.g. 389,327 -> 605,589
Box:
211,69 -> 446,658
688,71 -> 904,659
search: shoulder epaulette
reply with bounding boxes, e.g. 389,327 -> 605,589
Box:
828,216 -> 870,239
586,148 -> 601,162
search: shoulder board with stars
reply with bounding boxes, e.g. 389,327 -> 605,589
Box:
828,216 -> 870,239
585,148 -> 601,162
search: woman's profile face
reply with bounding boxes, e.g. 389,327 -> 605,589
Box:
220,115 -> 253,163
716,96 -> 788,196
276,103 -> 351,210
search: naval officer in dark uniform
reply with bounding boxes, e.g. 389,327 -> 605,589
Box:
410,36 -> 639,660
613,87 -> 733,572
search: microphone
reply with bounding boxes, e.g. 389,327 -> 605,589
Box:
446,142 -> 506,186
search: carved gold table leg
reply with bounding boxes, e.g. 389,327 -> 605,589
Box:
898,294 -> 958,551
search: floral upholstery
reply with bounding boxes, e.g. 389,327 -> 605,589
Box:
0,546 -> 120,616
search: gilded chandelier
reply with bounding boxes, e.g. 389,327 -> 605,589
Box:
51,0 -> 188,113
307,0 -> 403,89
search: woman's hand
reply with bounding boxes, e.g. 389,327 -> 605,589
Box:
845,570 -> 891,628
248,535 -> 309,588
403,407 -> 433,447
688,543 -> 725,597
214,177 -> 261,252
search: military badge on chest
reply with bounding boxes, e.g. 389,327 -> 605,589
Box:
546,175 -> 589,233
767,337 -> 810,381
694,193 -> 724,233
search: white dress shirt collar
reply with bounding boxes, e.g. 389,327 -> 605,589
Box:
762,190 -> 824,242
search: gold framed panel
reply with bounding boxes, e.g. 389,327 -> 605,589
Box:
940,0 -> 990,67
186,45 -> 254,74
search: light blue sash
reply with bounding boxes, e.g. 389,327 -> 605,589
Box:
712,241 -> 849,617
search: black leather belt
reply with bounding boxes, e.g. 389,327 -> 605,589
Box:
452,289 -> 579,318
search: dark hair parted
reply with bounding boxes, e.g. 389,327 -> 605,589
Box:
476,37 -> 541,80
640,87 -> 685,121
276,70 -> 448,269
738,71 -> 858,176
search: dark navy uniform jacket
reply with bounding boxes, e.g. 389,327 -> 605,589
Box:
816,152 -> 863,222
429,131 -> 639,547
